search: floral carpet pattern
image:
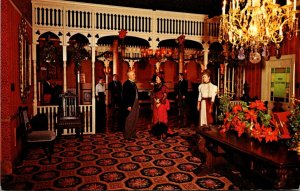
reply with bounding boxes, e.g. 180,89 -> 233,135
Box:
1,110 -> 237,190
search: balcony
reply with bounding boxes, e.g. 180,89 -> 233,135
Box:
32,0 -> 220,47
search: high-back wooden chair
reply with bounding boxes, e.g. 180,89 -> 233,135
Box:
19,106 -> 56,161
55,92 -> 84,140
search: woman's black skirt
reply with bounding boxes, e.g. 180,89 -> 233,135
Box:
150,122 -> 168,136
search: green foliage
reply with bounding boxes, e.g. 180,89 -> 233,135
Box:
287,101 -> 300,149
68,44 -> 91,74
257,110 -> 272,127
217,94 -> 232,121
40,40 -> 62,66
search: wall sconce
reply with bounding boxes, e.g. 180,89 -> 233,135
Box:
140,47 -> 173,62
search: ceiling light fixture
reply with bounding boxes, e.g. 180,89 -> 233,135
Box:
219,0 -> 298,64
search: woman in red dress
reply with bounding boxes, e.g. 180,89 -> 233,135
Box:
151,75 -> 177,139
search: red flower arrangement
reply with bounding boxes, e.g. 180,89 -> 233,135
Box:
220,100 -> 280,143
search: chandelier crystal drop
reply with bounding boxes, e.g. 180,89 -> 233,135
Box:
219,0 -> 298,63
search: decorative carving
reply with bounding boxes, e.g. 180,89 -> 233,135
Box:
19,17 -> 31,102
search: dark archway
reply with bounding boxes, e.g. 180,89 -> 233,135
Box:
97,35 -> 149,47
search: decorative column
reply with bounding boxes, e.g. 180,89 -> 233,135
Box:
104,59 -> 111,105
91,46 -> 96,134
224,63 -> 228,94
28,44 -> 32,86
63,45 -> 67,93
203,43 -> 210,69
177,35 -> 185,73
112,38 -> 118,75
32,43 -> 37,115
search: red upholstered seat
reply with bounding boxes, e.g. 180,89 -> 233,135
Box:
273,111 -> 291,139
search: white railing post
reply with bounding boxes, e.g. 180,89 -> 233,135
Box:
38,105 -> 92,134
63,45 -> 67,93
32,44 -> 37,115
91,46 -> 96,134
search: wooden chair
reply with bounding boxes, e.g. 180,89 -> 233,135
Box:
19,106 -> 56,161
55,92 -> 84,140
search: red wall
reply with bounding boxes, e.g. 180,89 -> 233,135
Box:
245,34 -> 300,99
1,0 -> 33,174
281,35 -> 300,97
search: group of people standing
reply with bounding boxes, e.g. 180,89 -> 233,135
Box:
95,69 -> 218,140
95,71 -> 139,139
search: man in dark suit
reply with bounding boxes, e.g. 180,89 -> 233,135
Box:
108,74 -> 122,108
108,74 -> 123,132
176,73 -> 188,128
122,70 -> 139,139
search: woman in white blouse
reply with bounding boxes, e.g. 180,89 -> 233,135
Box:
197,70 -> 218,126
95,77 -> 106,132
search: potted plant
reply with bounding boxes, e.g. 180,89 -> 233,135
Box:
220,100 -> 280,143
217,93 -> 232,122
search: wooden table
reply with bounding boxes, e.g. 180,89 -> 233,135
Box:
196,126 -> 300,189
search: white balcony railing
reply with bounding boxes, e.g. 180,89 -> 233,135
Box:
32,0 -> 220,45
37,105 -> 94,135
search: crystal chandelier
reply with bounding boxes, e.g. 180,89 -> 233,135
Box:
219,0 -> 298,64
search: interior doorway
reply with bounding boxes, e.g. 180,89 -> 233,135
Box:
261,54 -> 296,112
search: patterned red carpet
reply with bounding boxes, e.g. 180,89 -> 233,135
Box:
1,108 -> 237,190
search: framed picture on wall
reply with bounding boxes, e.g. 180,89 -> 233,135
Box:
82,90 -> 92,105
